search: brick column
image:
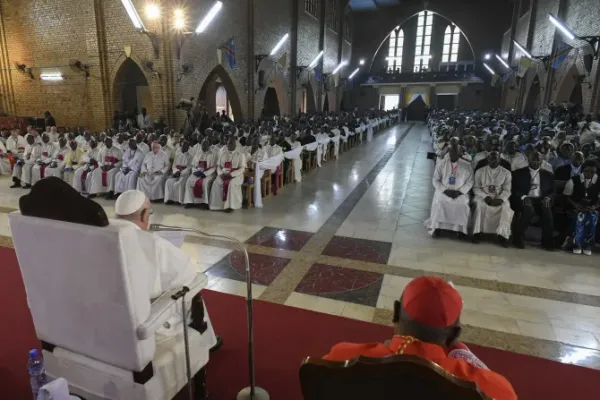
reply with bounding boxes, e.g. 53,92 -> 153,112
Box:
316,0 -> 326,111
290,0 -> 299,115
247,0 -> 255,120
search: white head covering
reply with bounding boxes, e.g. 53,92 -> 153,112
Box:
115,190 -> 146,216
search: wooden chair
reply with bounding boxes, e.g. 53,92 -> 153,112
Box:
309,151 -> 317,170
299,355 -> 490,400
277,162 -> 284,190
242,183 -> 254,208
261,171 -> 272,198
285,160 -> 295,184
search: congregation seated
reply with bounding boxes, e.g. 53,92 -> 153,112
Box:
322,276 -> 516,400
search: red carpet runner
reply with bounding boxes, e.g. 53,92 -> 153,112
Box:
1,245 -> 598,399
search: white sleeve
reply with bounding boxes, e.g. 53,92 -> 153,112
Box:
153,236 -> 197,297
563,179 -> 575,196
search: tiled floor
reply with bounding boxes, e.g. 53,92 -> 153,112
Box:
4,123 -> 600,370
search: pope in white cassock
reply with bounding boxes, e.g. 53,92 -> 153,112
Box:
72,140 -> 101,195
114,139 -> 145,195
425,145 -> 474,236
471,151 -> 514,245
87,137 -> 123,197
44,137 -> 71,180
112,190 -> 219,347
210,137 -> 246,211
164,141 -> 193,204
184,140 -> 218,207
137,141 -> 170,201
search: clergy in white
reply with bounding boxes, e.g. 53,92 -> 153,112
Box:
63,141 -> 86,185
114,139 -> 145,195
471,151 -> 514,244
45,137 -> 71,180
15,135 -> 43,189
425,145 -> 474,236
31,133 -> 58,186
164,141 -> 193,204
137,141 -> 170,201
501,141 -> 528,171
184,140 -> 218,207
210,137 -> 246,211
0,139 -> 11,175
72,140 -> 101,194
87,137 -> 123,196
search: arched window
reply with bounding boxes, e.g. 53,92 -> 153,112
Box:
442,25 -> 461,62
414,10 -> 433,72
387,27 -> 404,72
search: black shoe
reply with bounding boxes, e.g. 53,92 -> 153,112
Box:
22,184 -> 32,189
514,240 -> 525,249
224,208 -> 234,213
87,194 -> 97,199
10,183 -> 21,188
184,203 -> 193,209
472,234 -> 481,244
432,229 -> 441,238
498,236 -> 509,248
543,245 -> 554,251
457,232 -> 466,240
210,336 -> 223,353
165,200 -> 174,205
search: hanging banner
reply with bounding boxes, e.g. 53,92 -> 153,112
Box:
278,52 -> 287,69
218,36 -> 236,69
517,57 -> 532,78
552,41 -> 572,70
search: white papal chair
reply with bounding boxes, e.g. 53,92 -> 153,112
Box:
9,211 -> 211,400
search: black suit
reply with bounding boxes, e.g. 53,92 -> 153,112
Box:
510,167 -> 556,248
554,164 -> 577,182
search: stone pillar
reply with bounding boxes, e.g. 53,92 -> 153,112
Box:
247,0 -> 255,120
290,0 -> 299,115
316,0 -> 326,112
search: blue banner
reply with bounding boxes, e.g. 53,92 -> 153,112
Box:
219,37 -> 236,69
552,41 -> 571,70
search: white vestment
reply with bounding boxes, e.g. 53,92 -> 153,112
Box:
114,148 -> 145,194
44,146 -> 70,179
16,143 -> 43,185
0,141 -> 11,175
88,146 -> 123,194
245,148 -> 266,179
109,219 -> 217,344
6,135 -> 26,156
209,150 -> 246,210
184,149 -> 217,205
501,152 -> 528,171
31,142 -> 58,185
137,150 -> 170,200
138,141 -> 150,155
425,158 -> 473,235
72,147 -> 102,193
471,166 -> 514,239
164,150 -> 193,204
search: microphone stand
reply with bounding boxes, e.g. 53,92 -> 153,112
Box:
150,224 -> 269,400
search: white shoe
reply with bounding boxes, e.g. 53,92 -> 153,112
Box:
573,247 -> 582,254
584,249 -> 592,256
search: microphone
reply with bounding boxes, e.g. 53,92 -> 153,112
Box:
149,223 -> 269,400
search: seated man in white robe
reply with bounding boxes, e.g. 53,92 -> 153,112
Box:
16,135 -> 43,189
137,141 -> 170,201
114,138 -> 145,196
210,137 -> 246,212
48,126 -> 60,143
184,139 -> 218,208
45,137 -> 70,180
113,190 -> 221,348
0,139 -> 11,175
87,137 -> 123,198
425,145 -> 473,238
471,151 -> 513,247
72,139 -> 101,195
164,140 -> 193,205
136,132 -> 150,155
158,134 -> 176,163
63,140 -> 86,185
31,133 -> 58,186
245,138 -> 267,182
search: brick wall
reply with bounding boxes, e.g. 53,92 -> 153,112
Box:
0,0 -> 344,131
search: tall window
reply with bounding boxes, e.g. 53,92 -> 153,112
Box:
305,0 -> 318,17
442,25 -> 461,62
327,0 -> 339,32
387,27 -> 404,72
414,10 -> 433,72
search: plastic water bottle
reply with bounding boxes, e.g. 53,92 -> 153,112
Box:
28,349 -> 47,399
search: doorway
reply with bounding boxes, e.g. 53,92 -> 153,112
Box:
113,58 -> 152,118
215,84 -> 234,121
382,95 -> 400,111
262,87 -> 281,117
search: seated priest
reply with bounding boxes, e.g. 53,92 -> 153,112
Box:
164,140 -> 193,205
471,151 -> 513,246
110,190 -> 221,348
184,139 -> 218,208
114,138 -> 145,196
15,134 -> 43,189
72,139 -> 101,196
0,137 -> 11,175
87,137 -> 123,198
210,136 -> 246,212
137,141 -> 170,202
323,276 -> 516,400
500,140 -> 527,171
425,144 -> 473,238
31,133 -> 58,186
44,136 -> 70,180
511,152 -> 555,250
564,159 -> 600,255
555,151 -> 584,182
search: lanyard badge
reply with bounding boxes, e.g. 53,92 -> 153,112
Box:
449,162 -> 458,185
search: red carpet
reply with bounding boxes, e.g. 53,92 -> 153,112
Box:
1,245 -> 599,399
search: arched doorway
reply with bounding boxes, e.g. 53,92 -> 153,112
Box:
323,93 -> 329,112
198,65 -> 243,121
523,76 -> 541,116
300,82 -> 317,114
262,87 -> 280,117
113,58 -> 152,117
569,82 -> 583,106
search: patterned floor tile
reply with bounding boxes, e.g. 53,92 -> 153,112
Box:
246,226 -> 313,251
206,251 -> 290,286
322,236 -> 392,264
295,263 -> 384,307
